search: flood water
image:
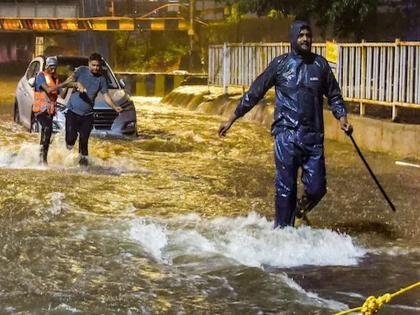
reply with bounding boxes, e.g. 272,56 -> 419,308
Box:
0,96 -> 419,314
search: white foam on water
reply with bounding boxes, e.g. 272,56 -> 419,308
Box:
3,306 -> 16,313
0,139 -> 74,169
167,212 -> 202,224
45,192 -> 66,216
128,219 -> 168,262
0,143 -> 43,169
51,303 -> 81,313
279,273 -> 349,311
336,291 -> 365,299
368,245 -> 420,256
169,229 -> 217,257
127,212 -> 366,268
387,304 -> 420,312
211,220 -> 365,268
0,141 -> 143,175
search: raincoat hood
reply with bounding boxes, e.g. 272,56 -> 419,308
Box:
289,20 -> 312,55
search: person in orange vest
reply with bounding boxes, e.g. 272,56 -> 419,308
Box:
33,56 -> 79,165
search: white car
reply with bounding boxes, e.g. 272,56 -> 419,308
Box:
14,55 -> 137,137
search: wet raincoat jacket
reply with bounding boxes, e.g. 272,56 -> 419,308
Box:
233,21 -> 347,227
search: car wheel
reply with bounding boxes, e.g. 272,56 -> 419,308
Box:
13,99 -> 20,123
30,113 -> 40,133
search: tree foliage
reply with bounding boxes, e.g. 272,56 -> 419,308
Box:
216,0 -> 378,39
112,32 -> 189,72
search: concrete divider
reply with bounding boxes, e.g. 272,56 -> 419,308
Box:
115,72 -> 207,97
162,85 -> 420,160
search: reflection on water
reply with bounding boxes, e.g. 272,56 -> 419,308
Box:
0,97 -> 419,314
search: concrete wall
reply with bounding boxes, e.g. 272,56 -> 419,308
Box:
0,3 -> 78,18
324,113 -> 420,160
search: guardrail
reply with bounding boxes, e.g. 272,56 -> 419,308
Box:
208,40 -> 420,120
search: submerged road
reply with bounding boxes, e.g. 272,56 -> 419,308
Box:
0,96 -> 419,314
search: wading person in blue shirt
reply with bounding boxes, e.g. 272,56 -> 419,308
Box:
218,20 -> 353,228
65,52 -> 123,166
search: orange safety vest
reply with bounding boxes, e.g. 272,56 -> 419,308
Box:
33,71 -> 59,115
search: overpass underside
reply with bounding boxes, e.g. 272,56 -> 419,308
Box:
0,16 -> 189,74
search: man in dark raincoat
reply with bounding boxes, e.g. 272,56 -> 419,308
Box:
218,20 -> 352,228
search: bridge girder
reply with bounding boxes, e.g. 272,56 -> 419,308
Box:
0,17 -> 189,32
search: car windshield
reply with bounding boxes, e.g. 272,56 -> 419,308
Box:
55,57 -> 119,89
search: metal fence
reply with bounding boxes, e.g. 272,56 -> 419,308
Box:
208,41 -> 420,120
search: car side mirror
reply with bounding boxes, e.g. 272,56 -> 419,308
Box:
119,78 -> 126,89
28,77 -> 35,87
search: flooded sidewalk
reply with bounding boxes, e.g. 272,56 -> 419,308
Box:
0,96 -> 419,314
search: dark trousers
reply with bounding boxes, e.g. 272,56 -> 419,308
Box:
65,110 -> 94,157
273,129 -> 327,228
37,111 -> 53,163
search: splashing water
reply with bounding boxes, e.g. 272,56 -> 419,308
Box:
127,212 -> 366,268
